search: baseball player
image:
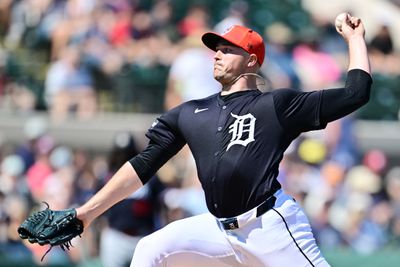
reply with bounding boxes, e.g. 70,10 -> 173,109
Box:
75,14 -> 371,267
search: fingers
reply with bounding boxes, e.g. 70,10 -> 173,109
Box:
346,14 -> 361,29
345,14 -> 361,29
339,13 -> 365,40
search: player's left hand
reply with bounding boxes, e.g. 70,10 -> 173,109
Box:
17,202 -> 84,261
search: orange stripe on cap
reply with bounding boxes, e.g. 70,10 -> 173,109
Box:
202,25 -> 265,66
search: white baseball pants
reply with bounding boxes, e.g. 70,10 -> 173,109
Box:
130,189 -> 330,267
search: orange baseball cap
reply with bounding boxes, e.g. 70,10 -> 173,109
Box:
202,25 -> 265,66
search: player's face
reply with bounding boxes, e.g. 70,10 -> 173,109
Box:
213,42 -> 250,85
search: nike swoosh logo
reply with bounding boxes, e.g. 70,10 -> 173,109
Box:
194,108 -> 209,114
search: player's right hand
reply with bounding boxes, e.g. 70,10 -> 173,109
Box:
339,14 -> 365,41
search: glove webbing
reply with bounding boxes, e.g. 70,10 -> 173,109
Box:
39,202 -> 82,261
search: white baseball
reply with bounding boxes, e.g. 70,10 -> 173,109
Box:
335,12 -> 348,32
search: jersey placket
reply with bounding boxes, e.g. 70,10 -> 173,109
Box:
210,103 -> 229,216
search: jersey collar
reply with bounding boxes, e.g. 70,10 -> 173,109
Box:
217,89 -> 261,105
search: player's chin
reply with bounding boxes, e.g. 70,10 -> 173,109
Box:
213,72 -> 223,82
214,76 -> 228,85
214,70 -> 227,80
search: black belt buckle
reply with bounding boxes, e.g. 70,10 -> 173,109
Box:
220,217 -> 239,230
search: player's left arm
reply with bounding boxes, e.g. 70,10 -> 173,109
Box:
320,14 -> 372,123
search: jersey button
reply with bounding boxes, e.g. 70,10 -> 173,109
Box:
214,203 -> 218,208
222,105 -> 227,110
211,177 -> 216,182
217,126 -> 222,131
214,151 -> 219,156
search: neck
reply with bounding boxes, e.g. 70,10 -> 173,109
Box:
220,73 -> 260,96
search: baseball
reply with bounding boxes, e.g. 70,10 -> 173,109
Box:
335,12 -> 348,32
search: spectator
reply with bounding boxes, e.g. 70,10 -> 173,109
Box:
25,135 -> 54,202
262,22 -> 300,89
0,193 -> 32,263
164,6 -> 220,110
368,24 -> 400,75
370,24 -> 393,55
100,132 -> 166,267
213,0 -> 248,34
164,32 -> 220,110
292,37 -> 342,89
0,154 -> 26,196
45,45 -> 97,120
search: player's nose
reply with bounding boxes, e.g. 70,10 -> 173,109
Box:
214,50 -> 222,60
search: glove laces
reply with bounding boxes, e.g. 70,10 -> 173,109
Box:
41,240 -> 75,262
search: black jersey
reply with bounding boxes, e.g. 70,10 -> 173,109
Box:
130,69 -> 372,218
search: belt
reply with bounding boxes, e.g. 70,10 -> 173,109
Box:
219,194 -> 277,230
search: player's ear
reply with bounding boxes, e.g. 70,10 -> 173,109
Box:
247,54 -> 258,67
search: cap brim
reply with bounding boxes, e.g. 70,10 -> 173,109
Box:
201,32 -> 232,51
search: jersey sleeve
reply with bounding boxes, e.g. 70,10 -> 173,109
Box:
129,105 -> 186,184
272,88 -> 326,135
319,69 -> 372,123
146,105 -> 185,148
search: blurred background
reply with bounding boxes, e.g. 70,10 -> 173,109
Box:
0,0 -> 400,266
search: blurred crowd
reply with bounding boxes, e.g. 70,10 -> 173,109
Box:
0,0 -> 400,266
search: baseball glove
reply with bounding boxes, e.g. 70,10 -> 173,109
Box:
18,202 -> 84,261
